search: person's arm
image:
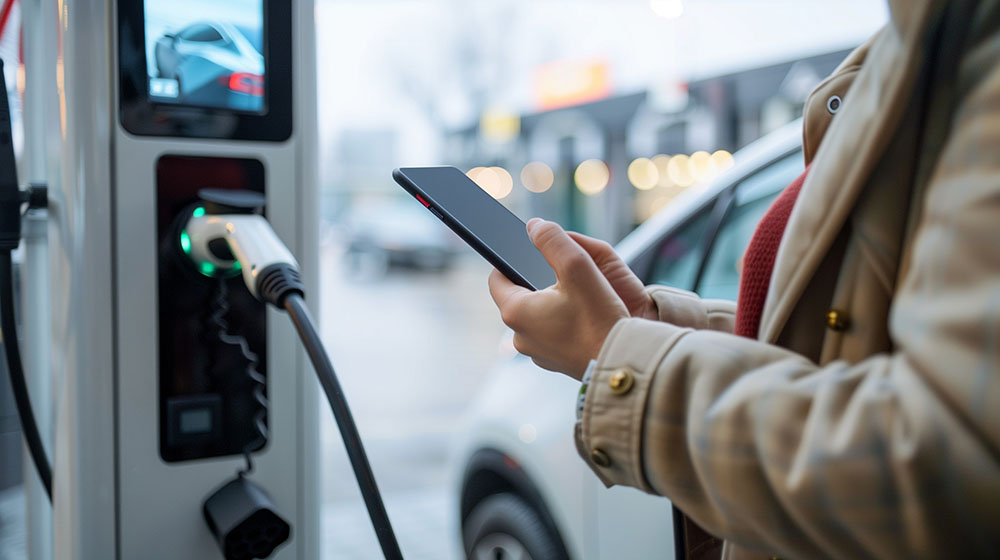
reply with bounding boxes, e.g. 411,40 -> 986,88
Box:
576,53 -> 1000,559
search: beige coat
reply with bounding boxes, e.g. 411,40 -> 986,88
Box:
574,1 -> 1000,558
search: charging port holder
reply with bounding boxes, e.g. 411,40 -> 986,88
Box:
156,155 -> 269,462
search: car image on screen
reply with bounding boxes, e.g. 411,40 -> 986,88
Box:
150,21 -> 264,112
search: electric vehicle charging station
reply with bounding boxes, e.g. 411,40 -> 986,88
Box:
10,0 -> 333,558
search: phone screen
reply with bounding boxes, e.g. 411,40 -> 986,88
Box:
394,167 -> 557,290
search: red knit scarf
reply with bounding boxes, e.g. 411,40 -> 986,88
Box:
733,167 -> 809,338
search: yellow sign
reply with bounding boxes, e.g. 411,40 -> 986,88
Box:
479,109 -> 521,144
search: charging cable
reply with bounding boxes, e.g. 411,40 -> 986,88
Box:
210,277 -> 268,476
185,201 -> 404,559
1,250 -> 52,500
0,59 -> 52,501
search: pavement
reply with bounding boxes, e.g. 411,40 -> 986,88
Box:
318,240 -> 504,558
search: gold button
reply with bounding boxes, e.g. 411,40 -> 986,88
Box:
608,369 -> 634,395
826,309 -> 849,331
591,448 -> 612,468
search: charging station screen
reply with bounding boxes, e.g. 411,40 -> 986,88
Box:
143,0 -> 265,113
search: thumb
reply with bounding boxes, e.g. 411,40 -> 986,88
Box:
527,219 -> 604,289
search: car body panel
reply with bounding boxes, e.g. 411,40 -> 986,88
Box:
153,22 -> 264,111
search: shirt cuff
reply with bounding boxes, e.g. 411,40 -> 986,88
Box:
574,317 -> 690,492
646,285 -> 736,332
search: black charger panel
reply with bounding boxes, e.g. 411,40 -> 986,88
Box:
156,155 -> 268,462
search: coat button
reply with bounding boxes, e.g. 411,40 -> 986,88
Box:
608,369 -> 634,395
827,95 -> 843,114
826,309 -> 849,331
591,448 -> 612,468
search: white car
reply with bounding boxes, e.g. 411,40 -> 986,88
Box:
454,121 -> 806,560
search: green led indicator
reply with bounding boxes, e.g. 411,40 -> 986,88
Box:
192,206 -> 206,218
200,262 -> 216,276
233,261 -> 242,271
180,231 -> 192,254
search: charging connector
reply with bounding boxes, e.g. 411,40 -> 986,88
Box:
185,213 -> 300,302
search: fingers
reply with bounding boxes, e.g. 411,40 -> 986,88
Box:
527,219 -> 603,288
567,230 -> 633,286
567,231 -> 619,272
489,268 -> 530,327
567,231 -> 615,259
569,231 -> 654,320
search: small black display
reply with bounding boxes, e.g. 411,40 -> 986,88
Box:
179,408 -> 213,434
144,0 -> 265,113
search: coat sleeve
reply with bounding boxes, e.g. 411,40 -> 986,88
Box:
646,285 -> 736,333
575,41 -> 1000,560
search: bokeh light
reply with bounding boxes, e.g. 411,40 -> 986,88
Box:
709,150 -> 735,174
520,161 -> 555,193
468,166 -> 513,199
574,159 -> 610,196
627,157 -> 659,191
652,154 -> 674,187
667,154 -> 695,187
491,166 -> 514,199
688,151 -> 712,180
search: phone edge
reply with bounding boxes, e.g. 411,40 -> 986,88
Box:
392,167 -> 539,291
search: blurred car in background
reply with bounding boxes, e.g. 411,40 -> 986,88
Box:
453,121 -> 806,560
153,21 -> 265,111
343,197 -> 461,277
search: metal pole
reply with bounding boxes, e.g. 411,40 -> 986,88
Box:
20,1 -> 54,558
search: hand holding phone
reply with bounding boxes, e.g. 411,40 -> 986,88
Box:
392,166 -> 557,291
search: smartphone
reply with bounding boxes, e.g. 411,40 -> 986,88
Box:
392,166 -> 557,291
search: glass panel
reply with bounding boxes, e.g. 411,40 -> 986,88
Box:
646,207 -> 712,291
180,24 -> 224,43
696,153 -> 803,300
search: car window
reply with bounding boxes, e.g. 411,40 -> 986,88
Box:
646,207 -> 712,291
179,24 -> 224,43
695,153 -> 804,300
235,25 -> 264,53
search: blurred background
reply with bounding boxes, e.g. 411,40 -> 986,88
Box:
0,1 -> 890,559
316,0 -> 887,557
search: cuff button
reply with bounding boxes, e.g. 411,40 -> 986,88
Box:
826,309 -> 850,331
608,369 -> 634,395
591,448 -> 612,468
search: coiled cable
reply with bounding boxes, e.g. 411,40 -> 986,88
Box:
211,278 -> 268,475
